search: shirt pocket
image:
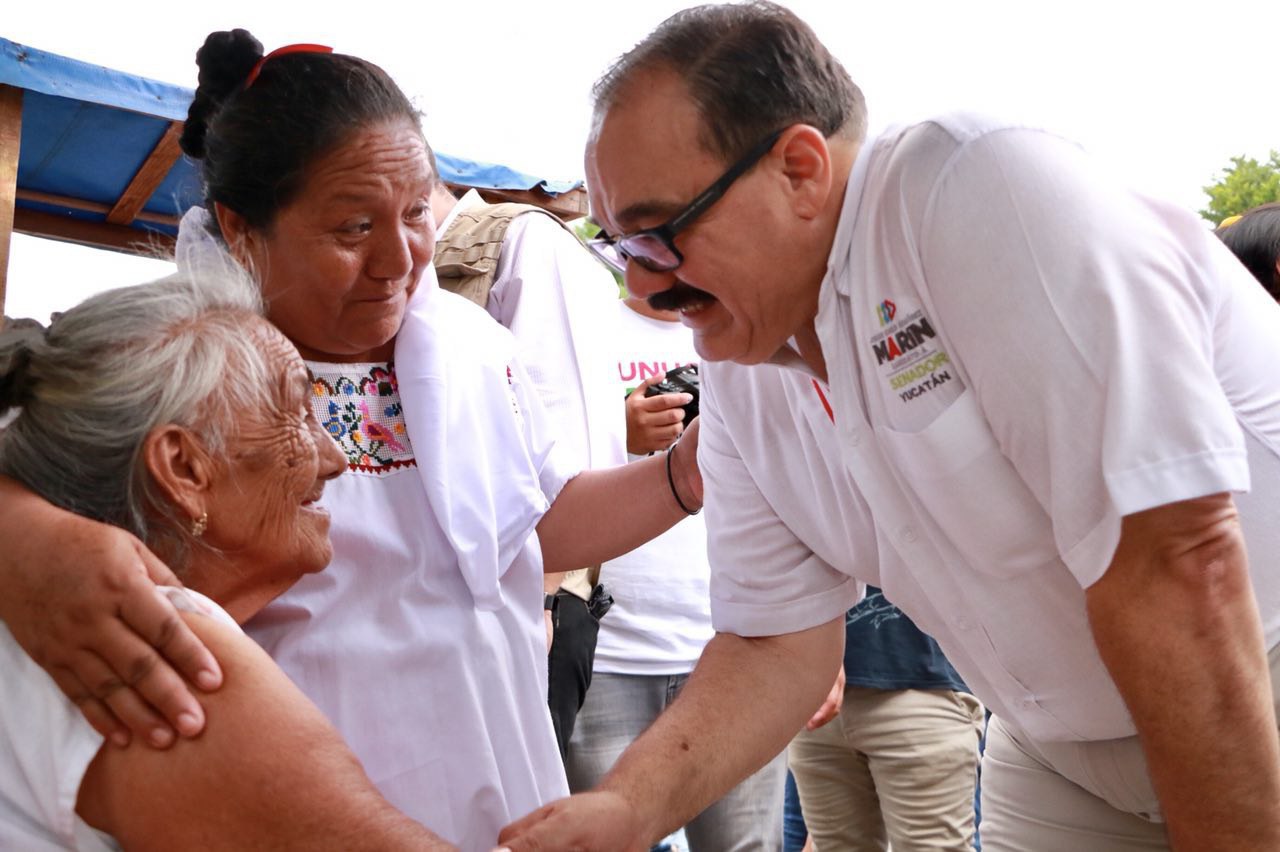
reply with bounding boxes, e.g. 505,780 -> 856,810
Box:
875,389 -> 1059,577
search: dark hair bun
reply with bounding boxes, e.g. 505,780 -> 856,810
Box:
180,29 -> 264,159
0,321 -> 45,413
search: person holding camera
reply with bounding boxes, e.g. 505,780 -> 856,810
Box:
563,294 -> 788,851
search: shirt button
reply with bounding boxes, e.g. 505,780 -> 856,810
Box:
900,526 -> 918,544
1019,696 -> 1037,710
954,616 -> 974,631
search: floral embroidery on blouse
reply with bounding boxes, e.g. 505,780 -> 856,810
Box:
308,362 -> 416,474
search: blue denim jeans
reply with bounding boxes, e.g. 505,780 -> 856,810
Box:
783,770 -> 808,852
567,671 -> 786,852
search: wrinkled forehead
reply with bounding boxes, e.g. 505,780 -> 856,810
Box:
586,70 -> 726,234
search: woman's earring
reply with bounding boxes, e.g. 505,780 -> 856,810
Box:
191,511 -> 208,538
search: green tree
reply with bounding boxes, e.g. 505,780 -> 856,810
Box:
1200,151 -> 1280,226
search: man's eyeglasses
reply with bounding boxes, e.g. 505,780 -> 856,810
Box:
587,128 -> 786,275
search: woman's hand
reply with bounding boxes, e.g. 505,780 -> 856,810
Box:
625,376 -> 692,455
0,478 -> 221,747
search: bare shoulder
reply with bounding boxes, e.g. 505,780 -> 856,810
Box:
77,611 -> 433,850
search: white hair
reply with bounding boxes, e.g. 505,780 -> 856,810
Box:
0,263 -> 273,568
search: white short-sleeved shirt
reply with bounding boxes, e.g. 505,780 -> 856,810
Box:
703,112 -> 1280,742
0,588 -> 236,851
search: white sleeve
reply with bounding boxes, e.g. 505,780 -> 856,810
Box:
700,367 -> 862,637
505,351 -> 579,505
919,127 -> 1250,587
488,214 -> 625,471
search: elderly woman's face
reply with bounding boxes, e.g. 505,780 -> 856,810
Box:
203,323 -> 346,594
244,120 -> 436,363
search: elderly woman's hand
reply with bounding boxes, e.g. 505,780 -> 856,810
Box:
0,476 -> 221,747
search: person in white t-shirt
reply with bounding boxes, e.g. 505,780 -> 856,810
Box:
497,4 -> 1280,852
565,294 -> 786,851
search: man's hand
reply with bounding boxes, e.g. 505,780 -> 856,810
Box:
625,376 -> 691,455
806,666 -> 845,730
0,478 -> 221,747
496,791 -> 650,852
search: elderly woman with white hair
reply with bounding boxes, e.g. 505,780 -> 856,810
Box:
0,272 -> 457,849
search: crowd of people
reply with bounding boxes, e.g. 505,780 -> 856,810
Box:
1,3 -> 1278,851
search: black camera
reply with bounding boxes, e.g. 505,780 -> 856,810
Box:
644,363 -> 700,428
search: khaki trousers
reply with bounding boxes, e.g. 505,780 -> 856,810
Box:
981,642 -> 1280,851
788,687 -> 985,851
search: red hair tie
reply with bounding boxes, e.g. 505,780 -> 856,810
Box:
244,43 -> 334,89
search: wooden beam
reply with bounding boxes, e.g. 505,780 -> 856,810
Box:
0,85 -> 22,316
14,207 -> 175,258
17,188 -> 179,227
107,121 -> 184,226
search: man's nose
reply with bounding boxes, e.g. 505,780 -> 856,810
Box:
623,260 -> 677,300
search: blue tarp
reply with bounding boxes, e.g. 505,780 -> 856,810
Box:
2,37 -> 582,240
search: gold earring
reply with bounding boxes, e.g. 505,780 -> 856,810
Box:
191,512 -> 208,538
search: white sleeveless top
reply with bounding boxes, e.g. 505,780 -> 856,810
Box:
0,587 -> 235,850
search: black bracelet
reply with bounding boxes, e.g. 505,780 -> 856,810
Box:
666,439 -> 701,516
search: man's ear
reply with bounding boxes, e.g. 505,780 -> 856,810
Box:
142,425 -> 216,525
213,202 -> 258,269
776,124 -> 833,220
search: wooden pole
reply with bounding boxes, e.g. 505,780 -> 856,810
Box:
0,84 -> 22,318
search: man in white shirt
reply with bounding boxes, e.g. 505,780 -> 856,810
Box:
498,3 -> 1280,851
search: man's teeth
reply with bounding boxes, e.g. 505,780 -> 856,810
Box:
680,301 -> 709,315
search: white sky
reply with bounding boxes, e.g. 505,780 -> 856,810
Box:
6,0 -> 1278,321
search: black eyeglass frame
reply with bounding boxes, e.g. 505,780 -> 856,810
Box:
588,127 -> 787,274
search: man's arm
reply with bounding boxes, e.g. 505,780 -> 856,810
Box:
1086,492 -> 1280,851
498,615 -> 844,850
77,612 -> 454,851
0,475 -> 219,745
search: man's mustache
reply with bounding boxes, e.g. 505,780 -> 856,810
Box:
648,282 -> 715,313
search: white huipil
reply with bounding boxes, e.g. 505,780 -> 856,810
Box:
247,278 -> 575,851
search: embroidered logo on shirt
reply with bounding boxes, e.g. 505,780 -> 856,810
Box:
876,299 -> 897,327
868,304 -> 956,406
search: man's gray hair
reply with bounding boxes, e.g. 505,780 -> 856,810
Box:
592,1 -> 867,163
0,264 -> 274,569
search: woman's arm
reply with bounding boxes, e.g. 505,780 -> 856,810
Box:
0,475 -> 219,745
76,611 -> 456,851
536,417 -> 702,574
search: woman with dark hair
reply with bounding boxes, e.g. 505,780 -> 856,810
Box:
1217,202 -> 1280,302
0,29 -> 700,850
